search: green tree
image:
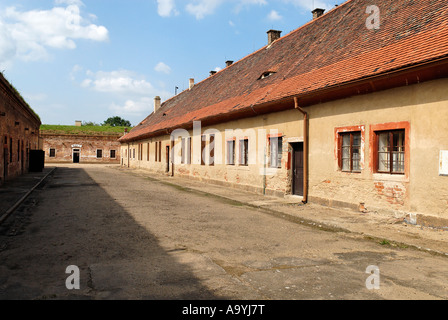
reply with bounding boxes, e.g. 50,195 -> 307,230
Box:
102,116 -> 131,127
82,121 -> 100,126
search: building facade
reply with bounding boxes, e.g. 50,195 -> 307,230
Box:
0,73 -> 42,185
41,124 -> 124,164
119,0 -> 448,227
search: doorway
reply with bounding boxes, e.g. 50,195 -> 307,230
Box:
291,142 -> 304,196
73,149 -> 80,163
165,145 -> 170,173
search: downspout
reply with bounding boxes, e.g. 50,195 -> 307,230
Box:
294,97 -> 308,204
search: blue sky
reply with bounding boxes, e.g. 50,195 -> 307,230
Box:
0,0 -> 340,126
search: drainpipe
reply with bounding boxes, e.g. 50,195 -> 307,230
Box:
294,97 -> 308,204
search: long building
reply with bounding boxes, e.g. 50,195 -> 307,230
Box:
119,0 -> 448,228
0,73 -> 42,185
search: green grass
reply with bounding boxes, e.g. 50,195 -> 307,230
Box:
40,124 -> 130,135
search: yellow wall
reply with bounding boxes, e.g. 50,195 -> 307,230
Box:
121,78 -> 448,219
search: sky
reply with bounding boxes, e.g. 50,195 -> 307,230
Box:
0,0 -> 341,127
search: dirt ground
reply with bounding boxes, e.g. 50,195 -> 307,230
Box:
0,164 -> 447,301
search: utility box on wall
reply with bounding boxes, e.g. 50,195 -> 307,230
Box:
440,150 -> 448,176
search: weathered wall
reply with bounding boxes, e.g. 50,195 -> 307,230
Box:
122,78 -> 448,222
121,109 -> 304,197
307,78 -> 448,220
0,77 -> 41,185
42,133 -> 121,164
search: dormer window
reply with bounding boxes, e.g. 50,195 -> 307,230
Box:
258,71 -> 276,80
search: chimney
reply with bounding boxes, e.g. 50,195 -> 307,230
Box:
75,120 -> 82,127
154,96 -> 161,113
312,8 -> 325,19
189,78 -> 195,90
267,30 -> 282,46
225,60 -> 234,67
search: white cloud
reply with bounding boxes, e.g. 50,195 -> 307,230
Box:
234,0 -> 267,14
267,10 -> 283,21
282,0 -> 334,11
186,0 -> 223,20
110,97 -> 154,116
154,62 -> 172,74
81,70 -> 154,95
0,20 -> 16,68
185,0 -> 267,19
0,2 -> 108,64
157,0 -> 179,17
55,0 -> 85,5
24,93 -> 48,102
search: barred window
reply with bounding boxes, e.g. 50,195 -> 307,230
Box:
269,137 -> 282,168
339,132 -> 361,172
239,139 -> 248,166
377,130 -> 405,174
227,140 -> 235,165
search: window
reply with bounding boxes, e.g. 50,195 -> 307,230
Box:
97,149 -> 103,158
110,150 -> 116,159
227,140 -> 235,165
133,148 -> 135,159
187,137 -> 192,164
158,141 -> 162,162
339,132 -> 361,172
49,148 -> 56,158
147,143 -> 150,161
181,138 -> 186,164
377,130 -> 405,174
269,136 -> 282,168
139,143 -> 143,161
201,135 -> 206,166
209,134 -> 215,166
239,139 -> 248,166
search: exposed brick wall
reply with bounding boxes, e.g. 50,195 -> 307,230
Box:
42,133 -> 121,164
0,75 -> 41,185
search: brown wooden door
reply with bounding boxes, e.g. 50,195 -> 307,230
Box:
292,143 -> 304,196
166,146 -> 170,173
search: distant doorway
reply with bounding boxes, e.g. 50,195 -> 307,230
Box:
73,149 -> 80,163
291,142 -> 304,196
165,146 -> 170,173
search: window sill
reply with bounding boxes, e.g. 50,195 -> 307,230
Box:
372,172 -> 409,183
341,170 -> 361,174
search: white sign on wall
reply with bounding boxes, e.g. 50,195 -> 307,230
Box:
71,144 -> 82,148
440,150 -> 448,176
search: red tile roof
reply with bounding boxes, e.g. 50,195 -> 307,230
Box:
120,0 -> 448,143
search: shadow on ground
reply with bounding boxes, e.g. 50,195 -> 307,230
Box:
0,166 -> 224,300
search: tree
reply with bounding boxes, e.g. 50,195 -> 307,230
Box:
82,121 -> 100,126
102,116 -> 132,127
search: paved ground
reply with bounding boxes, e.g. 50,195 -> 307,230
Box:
0,164 -> 447,301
